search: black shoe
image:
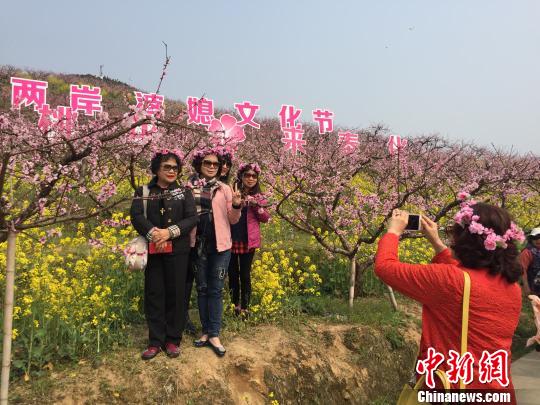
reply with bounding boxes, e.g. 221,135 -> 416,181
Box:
208,339 -> 226,357
194,338 -> 209,348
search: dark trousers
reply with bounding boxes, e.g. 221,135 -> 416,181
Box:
184,254 -> 195,324
144,253 -> 188,347
228,251 -> 255,309
193,249 -> 231,338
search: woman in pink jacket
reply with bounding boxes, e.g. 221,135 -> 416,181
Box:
228,163 -> 270,317
187,147 -> 242,357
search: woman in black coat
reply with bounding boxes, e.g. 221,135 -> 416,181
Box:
130,150 -> 198,360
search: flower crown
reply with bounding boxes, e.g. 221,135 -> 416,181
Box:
153,148 -> 184,161
453,192 -> 525,251
238,163 -> 261,174
193,146 -> 230,160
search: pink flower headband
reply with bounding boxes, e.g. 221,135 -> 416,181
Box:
153,148 -> 184,161
193,146 -> 230,160
453,192 -> 525,251
238,163 -> 261,174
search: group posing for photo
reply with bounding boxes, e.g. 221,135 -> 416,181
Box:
130,146 -> 270,359
130,146 -> 536,404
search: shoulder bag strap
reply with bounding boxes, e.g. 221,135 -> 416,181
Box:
460,271 -> 471,390
142,185 -> 149,219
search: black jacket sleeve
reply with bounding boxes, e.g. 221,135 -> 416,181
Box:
174,189 -> 198,236
130,186 -> 155,237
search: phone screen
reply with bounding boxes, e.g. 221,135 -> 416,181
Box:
405,214 -> 421,231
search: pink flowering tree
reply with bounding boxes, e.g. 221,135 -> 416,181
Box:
0,92 -> 210,400
246,120 -> 539,308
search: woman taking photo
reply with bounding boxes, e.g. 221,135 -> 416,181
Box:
130,150 -> 198,360
228,163 -> 270,316
375,195 -> 524,402
187,147 -> 242,356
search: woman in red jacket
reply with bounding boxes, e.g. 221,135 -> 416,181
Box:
228,163 -> 270,316
375,196 -> 524,401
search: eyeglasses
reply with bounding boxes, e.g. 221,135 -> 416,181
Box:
161,164 -> 179,173
243,173 -> 258,179
202,160 -> 220,168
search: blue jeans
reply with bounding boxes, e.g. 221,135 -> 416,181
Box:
193,249 -> 231,338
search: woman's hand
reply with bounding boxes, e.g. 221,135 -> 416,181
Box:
388,209 -> 408,236
152,228 -> 170,244
421,216 -> 448,254
232,183 -> 242,207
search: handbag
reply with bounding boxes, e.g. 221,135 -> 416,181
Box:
124,185 -> 150,271
397,271 -> 471,404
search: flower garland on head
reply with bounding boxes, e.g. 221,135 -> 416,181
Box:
453,192 -> 525,251
238,163 -> 261,175
192,145 -> 230,160
152,148 -> 184,162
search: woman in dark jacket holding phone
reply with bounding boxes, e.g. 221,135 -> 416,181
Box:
130,149 -> 198,360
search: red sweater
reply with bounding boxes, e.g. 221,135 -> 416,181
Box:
375,233 -> 521,396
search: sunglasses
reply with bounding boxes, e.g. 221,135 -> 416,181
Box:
243,173 -> 258,179
202,160 -> 220,168
531,235 -> 540,241
161,164 -> 179,173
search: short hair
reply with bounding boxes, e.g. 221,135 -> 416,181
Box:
191,153 -> 223,178
450,203 -> 521,283
150,152 -> 182,175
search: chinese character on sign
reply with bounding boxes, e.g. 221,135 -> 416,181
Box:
312,109 -> 334,134
135,92 -> 164,117
10,77 -> 48,110
279,105 -> 305,155
70,85 -> 103,117
234,101 -> 261,129
446,350 -> 474,386
37,104 -> 78,133
416,347 -> 445,389
387,134 -> 407,156
186,96 -> 214,126
338,131 -> 359,153
281,124 -> 306,155
278,104 -> 302,129
478,350 -> 509,387
131,92 -> 164,136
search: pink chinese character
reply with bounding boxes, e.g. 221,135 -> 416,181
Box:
278,105 -> 302,129
37,105 -> 78,134
281,124 -> 306,155
416,347 -> 445,389
234,101 -> 261,129
10,77 -> 48,110
445,350 -> 474,386
338,132 -> 359,152
135,92 -> 164,117
186,96 -> 214,126
129,115 -> 157,138
388,134 -> 408,155
312,109 -> 334,134
478,350 -> 509,387
70,85 -> 103,117
37,104 -> 56,132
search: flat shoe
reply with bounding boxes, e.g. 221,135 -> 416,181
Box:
194,338 -> 209,348
208,340 -> 226,357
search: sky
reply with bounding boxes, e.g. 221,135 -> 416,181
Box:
1,0 -> 539,154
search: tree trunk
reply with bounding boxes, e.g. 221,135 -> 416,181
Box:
386,285 -> 398,311
348,257 -> 356,308
1,230 -> 16,405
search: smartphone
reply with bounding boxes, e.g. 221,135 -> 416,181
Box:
405,214 -> 422,231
